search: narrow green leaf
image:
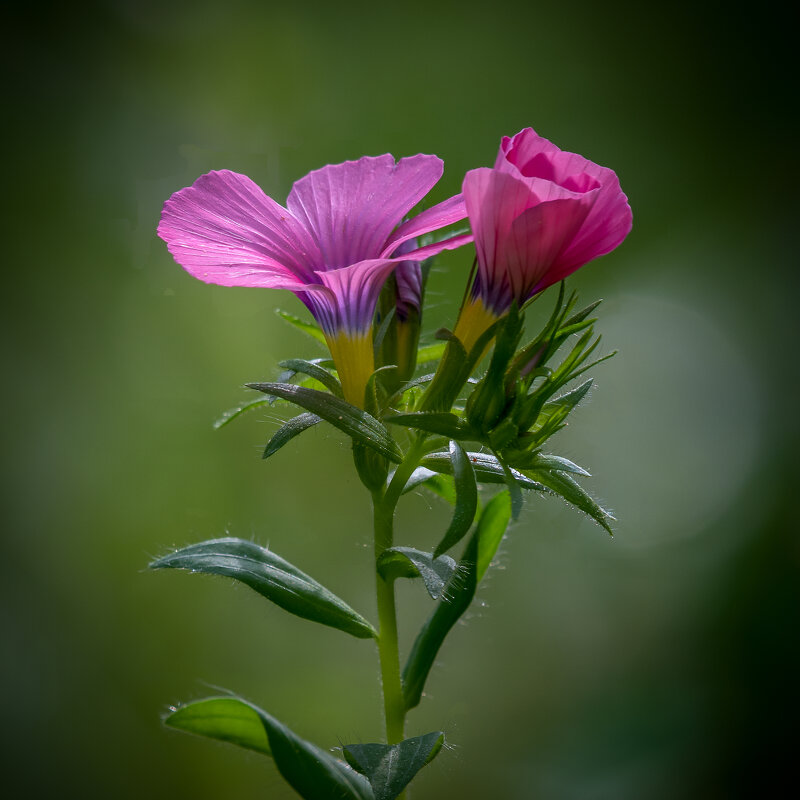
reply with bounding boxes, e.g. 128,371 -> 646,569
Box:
246,383 -> 402,463
276,309 -> 328,345
343,731 -> 445,800
433,441 -> 478,557
403,535 -> 479,710
420,451 -> 545,491
400,468 -> 457,505
563,349 -> 617,384
149,537 -> 377,639
263,412 -> 321,459
546,378 -> 593,412
476,491 -> 513,582
385,411 -> 467,439
278,359 -> 343,398
419,330 -> 469,411
527,452 -> 591,476
416,341 -> 447,364
529,468 -> 615,533
561,298 -> 602,329
377,547 -> 457,600
167,696 -> 373,800
213,397 -> 272,430
165,696 -> 271,756
258,704 -> 374,800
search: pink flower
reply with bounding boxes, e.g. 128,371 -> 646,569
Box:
158,155 -> 471,405
455,128 -> 631,349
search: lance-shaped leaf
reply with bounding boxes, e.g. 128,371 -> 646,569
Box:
166,696 -> 373,800
433,441 -> 478,558
385,411 -> 468,440
263,412 -> 321,459
528,468 -> 615,533
276,308 -> 328,345
476,491 -> 513,582
518,451 -> 590,476
343,731 -> 445,800
377,547 -> 457,600
545,378 -> 593,414
213,397 -> 273,430
165,696 -> 271,756
403,535 -> 479,710
246,383 -> 402,463
149,538 -> 377,639
278,359 -> 343,397
400,468 -> 457,505
421,451 -> 545,491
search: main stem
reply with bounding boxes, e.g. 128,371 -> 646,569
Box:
371,438 -> 429,746
373,494 -> 406,745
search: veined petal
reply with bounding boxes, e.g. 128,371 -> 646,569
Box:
399,232 -> 474,263
503,197 -> 594,298
392,238 -> 423,321
498,128 -> 632,278
158,170 -> 321,287
286,154 -> 444,268
553,180 -> 632,276
303,259 -> 399,337
381,194 -> 468,257
462,168 -> 539,311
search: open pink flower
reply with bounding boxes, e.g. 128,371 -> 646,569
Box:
455,128 -> 631,350
158,155 -> 471,405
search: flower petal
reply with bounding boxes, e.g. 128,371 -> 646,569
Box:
286,154 -> 444,268
462,168 -> 538,309
503,197 -> 594,298
302,259 -> 399,336
158,170 -> 321,288
399,232 -> 474,263
463,167 -> 596,309
381,194 -> 468,257
498,128 -> 632,277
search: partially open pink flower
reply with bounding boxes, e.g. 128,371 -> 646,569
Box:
455,128 -> 632,350
158,155 -> 471,405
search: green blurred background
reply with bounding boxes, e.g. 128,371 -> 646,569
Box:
3,1 -> 797,797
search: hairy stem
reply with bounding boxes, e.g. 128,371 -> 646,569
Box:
371,437 -> 429,748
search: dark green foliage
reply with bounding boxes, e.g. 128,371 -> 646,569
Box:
432,441 -> 478,557
149,538 -> 377,639
246,382 -> 402,462
278,358 -> 343,397
402,535 -> 479,709
166,696 -> 374,800
475,491 -> 513,582
343,731 -> 445,800
377,547 -> 457,599
263,412 -> 321,459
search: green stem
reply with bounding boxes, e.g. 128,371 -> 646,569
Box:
373,503 -> 405,745
371,437 -> 429,747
